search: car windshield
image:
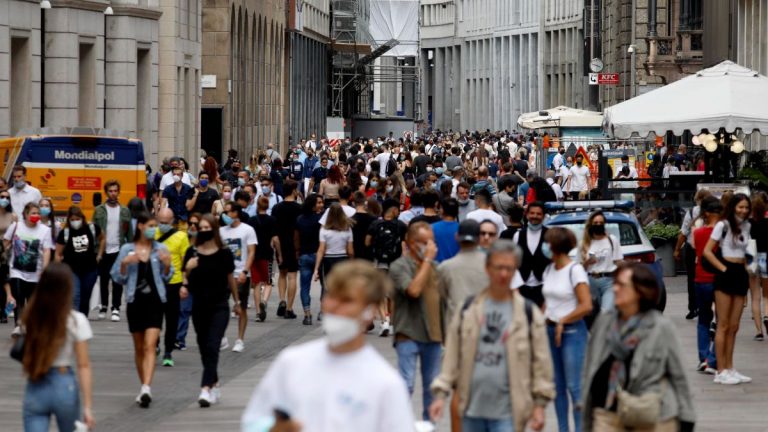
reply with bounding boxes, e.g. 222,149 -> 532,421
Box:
553,222 -> 641,246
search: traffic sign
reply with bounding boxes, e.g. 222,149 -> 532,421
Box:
589,73 -> 598,86
597,73 -> 620,85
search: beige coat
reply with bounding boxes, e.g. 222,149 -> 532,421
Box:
431,290 -> 555,431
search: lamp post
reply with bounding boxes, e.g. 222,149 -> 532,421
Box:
628,44 -> 636,98
104,5 -> 113,129
40,0 -> 51,128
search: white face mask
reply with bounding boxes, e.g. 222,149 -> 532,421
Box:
322,306 -> 374,347
70,220 -> 83,230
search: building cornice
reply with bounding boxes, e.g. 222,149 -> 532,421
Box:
111,5 -> 163,20
51,0 -> 110,13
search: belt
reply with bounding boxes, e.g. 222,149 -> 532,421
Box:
589,272 -> 614,278
545,319 -> 559,327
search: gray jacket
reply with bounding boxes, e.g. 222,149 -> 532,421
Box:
581,310 -> 695,430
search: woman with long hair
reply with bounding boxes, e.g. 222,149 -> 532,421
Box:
20,264 -> 95,431
55,206 -> 105,315
0,189 -> 15,323
703,193 -> 752,385
294,193 -> 325,325
181,213 -> 240,406
212,184 -> 233,217
312,203 -> 354,316
319,165 -> 345,203
127,197 -> 147,234
365,175 -> 384,199
110,212 -> 173,407
346,168 -> 365,192
748,191 -> 768,339
246,154 -> 262,179
580,211 -> 623,316
203,156 -> 226,190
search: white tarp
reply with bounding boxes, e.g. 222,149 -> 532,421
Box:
369,0 -> 419,57
603,61 -> 768,138
517,106 -> 604,129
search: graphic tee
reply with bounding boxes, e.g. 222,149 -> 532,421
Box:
219,223 -> 258,277
4,222 -> 53,282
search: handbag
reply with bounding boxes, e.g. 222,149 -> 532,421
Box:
10,334 -> 25,363
616,380 -> 665,429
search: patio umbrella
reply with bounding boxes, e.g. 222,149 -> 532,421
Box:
517,106 -> 604,130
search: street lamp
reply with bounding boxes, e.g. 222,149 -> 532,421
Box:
40,0 -> 51,9
627,45 -> 636,98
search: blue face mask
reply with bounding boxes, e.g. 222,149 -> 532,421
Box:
144,227 -> 157,239
370,181 -> 378,188
238,178 -> 246,187
221,214 -> 234,226
528,221 -> 543,231
541,242 -> 553,259
0,198 -> 9,208
199,179 -> 209,188
261,186 -> 271,196
39,207 -> 51,217
158,223 -> 173,234
435,167 -> 445,175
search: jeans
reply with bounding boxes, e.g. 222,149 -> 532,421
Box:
72,270 -> 98,316
395,339 -> 442,421
462,416 -> 515,432
10,278 -> 36,327
547,320 -> 587,432
176,291 -> 193,346
99,252 -> 123,311
695,282 -> 716,366
23,368 -> 80,432
588,276 -> 615,313
298,253 -> 316,312
163,283 -> 182,354
193,302 -> 229,387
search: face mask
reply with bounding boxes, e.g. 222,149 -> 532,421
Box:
222,192 -> 232,200
173,175 -> 182,183
39,207 -> 51,217
541,242 -> 553,259
221,214 -> 234,226
197,230 -> 214,243
426,166 -> 433,172
261,186 -> 271,196
28,215 -> 40,224
576,160 -> 583,166
238,178 -> 246,187
370,181 -> 378,188
322,307 -> 374,347
199,179 -> 209,188
14,181 -> 25,189
457,198 -> 469,205
0,198 -> 9,208
69,220 -> 83,230
589,224 -> 606,236
158,223 -> 174,234
144,227 -> 157,239
435,167 -> 445,175
528,221 -> 543,231
188,229 -> 198,238
386,185 -> 394,193
430,183 -> 438,190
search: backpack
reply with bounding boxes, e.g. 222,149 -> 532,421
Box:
63,223 -> 98,245
385,155 -> 399,177
372,220 -> 401,264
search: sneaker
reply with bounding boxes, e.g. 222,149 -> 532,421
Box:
231,311 -> 237,319
302,315 -> 313,326
284,310 -> 297,319
731,369 -> 752,383
277,301 -> 287,317
219,337 -> 229,351
174,341 -> 187,351
755,333 -> 764,341
211,384 -> 221,403
111,309 -> 120,322
232,339 -> 245,353
98,308 -> 107,320
704,365 -> 717,375
714,370 -> 740,385
317,311 -> 323,322
697,361 -> 707,372
162,353 -> 174,367
198,389 -> 212,408
379,322 -> 390,337
258,302 -> 267,322
366,322 -> 375,333
137,385 -> 152,408
11,326 -> 21,337
697,361 -> 716,375
685,310 -> 698,320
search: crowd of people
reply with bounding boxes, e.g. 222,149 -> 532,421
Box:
6,129 -> 766,432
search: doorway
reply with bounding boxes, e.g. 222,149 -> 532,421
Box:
201,107 -> 223,163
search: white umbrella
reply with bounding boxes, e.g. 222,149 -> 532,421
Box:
603,61 -> 768,139
517,106 -> 604,130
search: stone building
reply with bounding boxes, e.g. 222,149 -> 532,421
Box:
420,0 -> 588,132
201,0 -> 288,162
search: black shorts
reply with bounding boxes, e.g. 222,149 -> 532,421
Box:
279,256 -> 299,272
236,276 -> 251,310
127,292 -> 164,333
714,261 -> 749,296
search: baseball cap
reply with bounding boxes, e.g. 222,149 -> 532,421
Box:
457,219 -> 480,243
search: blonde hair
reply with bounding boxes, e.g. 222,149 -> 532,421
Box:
324,203 -> 354,231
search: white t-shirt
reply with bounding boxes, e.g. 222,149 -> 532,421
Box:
319,205 -> 356,225
375,152 -> 392,178
513,229 -> 544,286
584,235 -> 623,273
9,184 -> 42,220
105,204 -> 121,254
159,171 -> 194,191
546,178 -> 564,201
558,165 -> 569,181
541,262 -> 589,322
466,208 -> 506,236
319,228 -> 353,256
4,222 -> 53,282
710,220 -> 751,259
552,153 -> 564,171
220,223 -> 258,276
567,165 -> 591,192
511,270 -> 525,290
52,311 -> 93,367
241,339 -> 415,432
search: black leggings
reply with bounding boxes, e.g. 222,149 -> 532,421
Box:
320,256 -> 347,300
99,252 -> 123,310
193,302 -> 229,387
10,278 -> 36,326
163,283 -> 181,354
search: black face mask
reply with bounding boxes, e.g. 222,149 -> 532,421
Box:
197,230 -> 215,243
589,224 -> 606,236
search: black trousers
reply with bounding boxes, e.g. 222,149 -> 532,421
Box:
684,243 -> 697,313
163,283 -> 182,354
193,302 -> 229,387
519,284 -> 545,308
99,252 -> 123,311
10,278 -> 36,326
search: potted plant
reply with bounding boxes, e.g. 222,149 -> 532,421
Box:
644,223 -> 680,277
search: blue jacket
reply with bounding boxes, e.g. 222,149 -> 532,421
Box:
110,241 -> 174,303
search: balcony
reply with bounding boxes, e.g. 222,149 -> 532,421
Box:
676,29 -> 703,63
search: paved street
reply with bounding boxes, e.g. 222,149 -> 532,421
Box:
0,276 -> 766,432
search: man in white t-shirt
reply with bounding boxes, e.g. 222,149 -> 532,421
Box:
466,189 -> 505,236
613,154 -> 639,189
565,154 -> 591,198
545,170 -> 564,201
219,203 -> 257,353
241,261 -> 414,432
551,147 -> 565,172
8,165 -> 42,221
374,142 -> 393,178
159,156 -> 194,192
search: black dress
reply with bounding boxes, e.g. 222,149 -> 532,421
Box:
126,261 -> 164,333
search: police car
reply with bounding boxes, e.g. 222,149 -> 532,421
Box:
544,200 -> 667,311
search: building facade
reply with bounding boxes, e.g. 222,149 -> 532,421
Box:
420,0 -> 588,132
201,0 -> 288,162
0,0 -> 162,165
287,0 -> 329,144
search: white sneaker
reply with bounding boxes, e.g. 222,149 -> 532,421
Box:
198,389 -> 213,408
232,339 -> 245,353
379,321 -> 390,337
111,309 -> 121,322
211,385 -> 221,403
219,337 -> 229,351
97,309 -> 106,320
136,385 -> 152,408
11,326 -> 21,337
731,369 -> 752,383
714,370 -> 740,385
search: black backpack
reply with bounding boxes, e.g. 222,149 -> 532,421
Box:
385,155 -> 399,177
372,220 -> 401,264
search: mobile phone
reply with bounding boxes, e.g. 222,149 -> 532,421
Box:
274,408 -> 291,421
